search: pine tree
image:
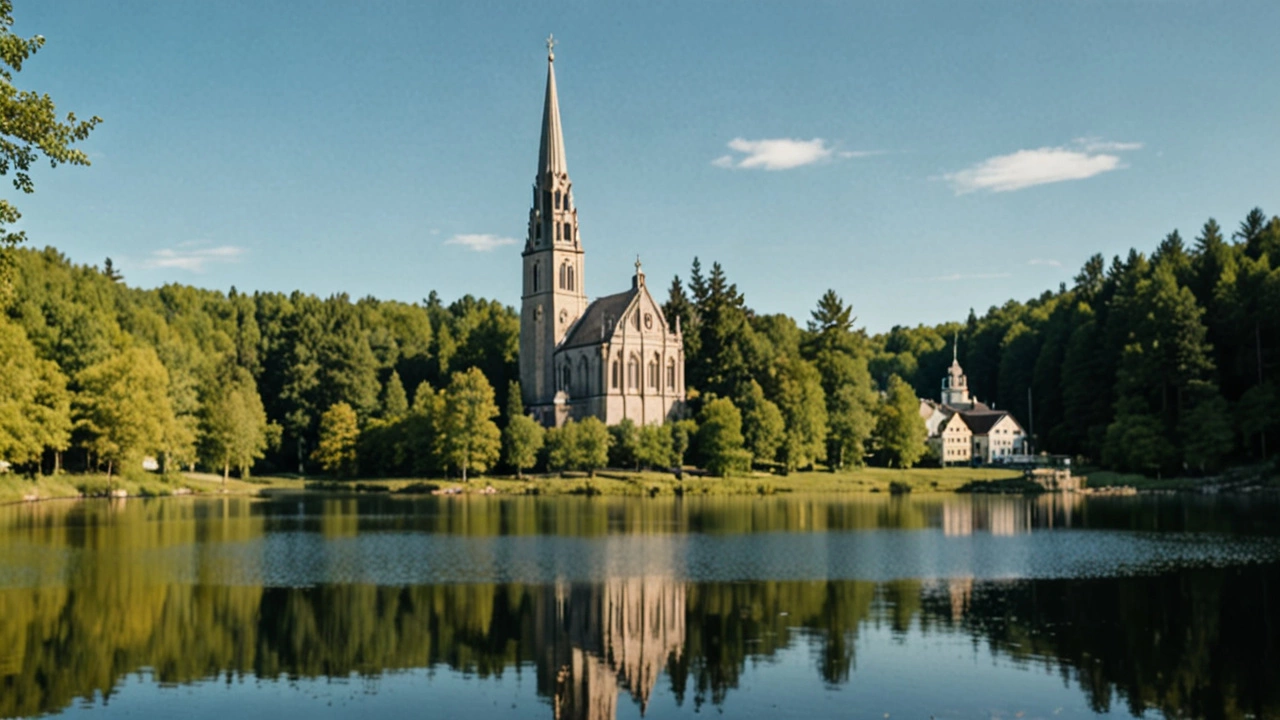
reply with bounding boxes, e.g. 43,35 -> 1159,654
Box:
381,371 -> 409,418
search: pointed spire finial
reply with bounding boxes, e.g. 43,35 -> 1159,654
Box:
546,34 -> 556,61
635,255 -> 643,274
953,330 -> 958,362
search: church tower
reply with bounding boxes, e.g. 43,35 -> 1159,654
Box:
521,35 -> 588,412
941,334 -> 972,408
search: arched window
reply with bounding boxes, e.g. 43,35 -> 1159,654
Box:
559,263 -> 566,289
627,355 -> 640,389
667,358 -> 676,390
567,265 -> 575,291
611,359 -> 620,389
556,223 -> 561,241
562,364 -> 571,392
554,190 -> 561,210
648,354 -> 660,388
532,262 -> 540,292
564,223 -> 572,242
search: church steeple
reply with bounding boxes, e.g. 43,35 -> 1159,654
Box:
521,36 -> 587,413
537,35 -> 567,179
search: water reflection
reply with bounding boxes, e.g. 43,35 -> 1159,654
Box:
0,495 -> 1277,720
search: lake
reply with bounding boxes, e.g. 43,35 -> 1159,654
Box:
0,492 -> 1277,720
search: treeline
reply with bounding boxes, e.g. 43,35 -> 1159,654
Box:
0,246 -> 519,478
2,205 -> 1277,479
864,208 -> 1280,475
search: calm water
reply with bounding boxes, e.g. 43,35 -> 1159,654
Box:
1,493 -> 1278,720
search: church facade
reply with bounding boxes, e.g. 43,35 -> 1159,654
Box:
519,39 -> 685,428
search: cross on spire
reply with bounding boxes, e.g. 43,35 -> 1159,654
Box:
546,34 -> 556,61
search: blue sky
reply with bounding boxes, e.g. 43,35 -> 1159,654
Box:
12,1 -> 1280,332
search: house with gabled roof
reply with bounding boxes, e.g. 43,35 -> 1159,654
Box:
919,341 -> 1027,464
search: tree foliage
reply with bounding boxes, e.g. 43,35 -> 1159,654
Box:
0,0 -> 101,301
440,367 -> 501,481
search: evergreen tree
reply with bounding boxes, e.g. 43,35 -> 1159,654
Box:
439,367 -> 501,481
381,371 -> 409,418
1178,380 -> 1233,473
871,375 -> 926,469
313,402 -> 359,477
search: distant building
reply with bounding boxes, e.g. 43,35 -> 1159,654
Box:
519,37 -> 685,427
919,341 -> 1027,464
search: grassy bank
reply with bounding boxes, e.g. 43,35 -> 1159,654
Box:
0,471 -> 307,505
298,466 -> 1024,498
1080,464 -> 1279,493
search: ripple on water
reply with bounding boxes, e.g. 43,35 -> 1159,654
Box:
134,528 -> 1280,587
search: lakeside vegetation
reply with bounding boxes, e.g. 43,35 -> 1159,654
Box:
0,1 -> 1277,491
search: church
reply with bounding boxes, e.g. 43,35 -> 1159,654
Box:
519,38 -> 685,428
919,341 -> 1028,465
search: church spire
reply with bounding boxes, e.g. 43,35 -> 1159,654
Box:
537,34 -> 568,179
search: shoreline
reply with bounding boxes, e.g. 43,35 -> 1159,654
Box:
2,464 -> 1275,506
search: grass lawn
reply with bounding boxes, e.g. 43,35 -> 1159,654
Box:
0,471 -> 308,505
292,465 -> 1025,498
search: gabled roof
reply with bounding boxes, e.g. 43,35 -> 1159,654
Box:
559,288 -> 637,349
959,410 -> 1019,435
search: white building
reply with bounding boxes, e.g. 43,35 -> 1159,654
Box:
920,342 -> 1027,464
519,38 -> 685,428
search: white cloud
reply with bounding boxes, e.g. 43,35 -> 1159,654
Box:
1075,137 -> 1144,153
445,233 -> 518,252
944,138 -> 1141,194
1028,258 -> 1062,267
714,137 -> 843,171
143,244 -> 245,272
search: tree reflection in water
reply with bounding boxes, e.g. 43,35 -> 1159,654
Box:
0,496 -> 1276,720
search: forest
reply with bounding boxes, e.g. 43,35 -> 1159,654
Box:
0,205 -> 1277,480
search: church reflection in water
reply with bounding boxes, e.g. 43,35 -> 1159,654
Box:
537,578 -> 685,720
2,496 -> 1279,720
